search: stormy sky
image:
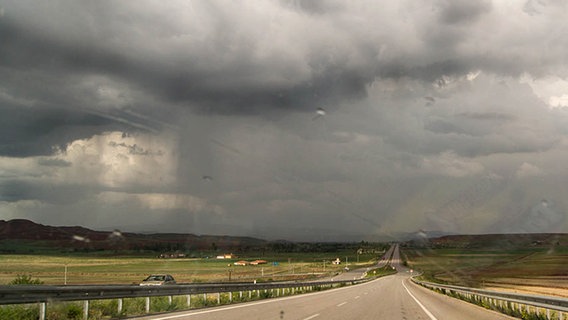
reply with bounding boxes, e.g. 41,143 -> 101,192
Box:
1,0 -> 568,241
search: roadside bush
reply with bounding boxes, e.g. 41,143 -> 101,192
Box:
0,305 -> 39,320
65,304 -> 82,319
9,274 -> 44,285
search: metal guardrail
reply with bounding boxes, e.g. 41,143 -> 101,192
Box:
412,278 -> 568,319
0,278 -> 370,319
0,279 -> 367,304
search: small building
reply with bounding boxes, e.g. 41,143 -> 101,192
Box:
234,260 -> 249,266
159,252 -> 186,259
216,253 -> 237,259
250,259 -> 267,265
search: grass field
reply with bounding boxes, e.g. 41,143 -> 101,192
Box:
402,241 -> 568,297
0,250 -> 381,285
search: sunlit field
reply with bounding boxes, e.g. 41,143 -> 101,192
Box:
0,251 -> 381,285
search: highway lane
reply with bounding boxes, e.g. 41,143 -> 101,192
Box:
321,243 -> 396,282
134,245 -> 515,320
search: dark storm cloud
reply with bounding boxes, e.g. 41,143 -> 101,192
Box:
0,104 -> 115,157
0,180 -> 92,204
0,7 -> 371,118
1,0 -> 568,236
1,0 -> 565,130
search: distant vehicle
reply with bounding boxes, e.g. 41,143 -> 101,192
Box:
140,274 -> 176,286
344,267 -> 350,271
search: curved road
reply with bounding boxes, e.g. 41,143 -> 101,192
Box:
135,245 -> 514,320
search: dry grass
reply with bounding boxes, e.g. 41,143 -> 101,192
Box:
403,243 -> 568,291
0,252 -> 378,285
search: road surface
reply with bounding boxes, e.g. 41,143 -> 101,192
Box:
134,245 -> 514,320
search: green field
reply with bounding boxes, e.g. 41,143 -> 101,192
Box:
0,250 -> 382,285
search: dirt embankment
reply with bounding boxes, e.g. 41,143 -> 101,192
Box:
484,277 -> 568,298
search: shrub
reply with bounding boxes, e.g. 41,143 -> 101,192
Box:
9,275 -> 43,285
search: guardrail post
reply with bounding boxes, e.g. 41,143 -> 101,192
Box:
229,291 -> 233,302
239,291 -> 242,299
145,297 -> 150,313
248,290 -> 251,299
203,293 -> 207,303
117,298 -> 123,314
83,300 -> 89,320
39,302 -> 46,320
217,292 -> 220,304
168,296 -> 172,305
186,294 -> 191,307
546,308 -> 550,319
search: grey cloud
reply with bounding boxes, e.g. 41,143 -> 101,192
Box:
37,158 -> 72,167
435,0 -> 492,25
280,0 -> 344,15
108,141 -> 164,156
0,180 -> 93,204
457,112 -> 515,122
424,119 -> 468,135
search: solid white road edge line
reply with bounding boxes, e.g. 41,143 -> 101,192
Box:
401,279 -> 438,320
303,314 -> 320,320
336,302 -> 348,307
139,276 -> 388,320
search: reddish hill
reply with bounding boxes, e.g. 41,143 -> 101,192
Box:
0,219 -> 110,241
0,219 -> 267,253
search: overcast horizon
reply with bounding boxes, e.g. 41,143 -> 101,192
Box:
1,1 -> 568,241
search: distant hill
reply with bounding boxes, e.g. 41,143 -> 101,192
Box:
0,219 -> 268,253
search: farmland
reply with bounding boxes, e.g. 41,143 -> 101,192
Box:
402,233 -> 568,298
0,250 -> 384,285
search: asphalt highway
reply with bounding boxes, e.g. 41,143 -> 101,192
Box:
135,245 -> 515,320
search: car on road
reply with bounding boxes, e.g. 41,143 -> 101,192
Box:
139,274 -> 176,286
